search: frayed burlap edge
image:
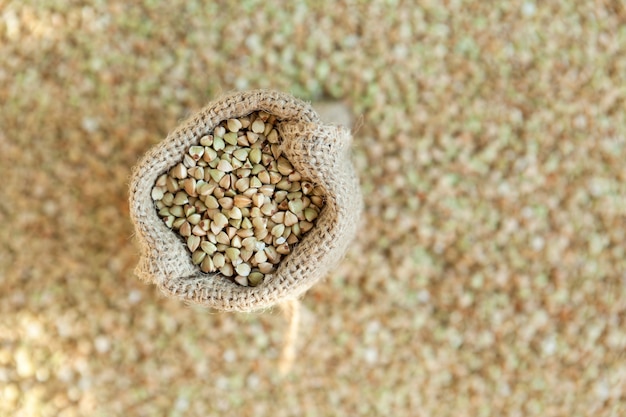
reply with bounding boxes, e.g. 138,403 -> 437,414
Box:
129,90 -> 362,312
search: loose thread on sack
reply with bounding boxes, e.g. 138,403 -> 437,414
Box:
278,299 -> 301,375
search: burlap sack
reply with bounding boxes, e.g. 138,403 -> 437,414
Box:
129,90 -> 362,312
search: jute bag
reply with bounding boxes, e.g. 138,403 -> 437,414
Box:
129,90 -> 361,312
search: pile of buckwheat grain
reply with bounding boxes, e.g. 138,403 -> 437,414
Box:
152,111 -> 324,287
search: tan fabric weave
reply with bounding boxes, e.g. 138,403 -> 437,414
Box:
129,90 -> 362,312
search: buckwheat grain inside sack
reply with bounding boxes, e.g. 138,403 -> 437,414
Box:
129,90 -> 362,312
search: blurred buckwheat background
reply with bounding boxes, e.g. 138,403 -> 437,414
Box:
0,1 -> 625,416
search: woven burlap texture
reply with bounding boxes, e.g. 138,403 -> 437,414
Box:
129,90 -> 362,312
